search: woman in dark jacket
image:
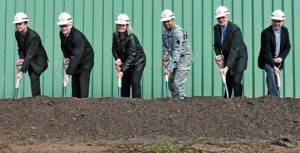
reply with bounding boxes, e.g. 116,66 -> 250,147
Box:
112,14 -> 146,98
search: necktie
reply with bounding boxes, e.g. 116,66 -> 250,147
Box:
221,28 -> 225,46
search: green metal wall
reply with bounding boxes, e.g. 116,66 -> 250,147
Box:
0,0 -> 299,99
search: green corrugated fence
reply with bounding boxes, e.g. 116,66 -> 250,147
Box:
0,0 -> 299,99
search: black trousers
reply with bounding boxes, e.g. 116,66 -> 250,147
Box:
28,66 -> 41,97
225,71 -> 244,98
121,67 -> 144,98
71,71 -> 91,98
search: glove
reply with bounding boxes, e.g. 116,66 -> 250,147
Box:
16,59 -> 24,66
16,71 -> 23,81
64,58 -> 70,65
215,55 -> 222,61
115,59 -> 122,66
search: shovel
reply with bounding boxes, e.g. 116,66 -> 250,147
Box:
162,58 -> 170,97
215,58 -> 229,98
276,63 -> 282,97
115,63 -> 123,98
62,63 -> 68,97
14,64 -> 22,99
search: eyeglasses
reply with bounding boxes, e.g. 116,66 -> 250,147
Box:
59,24 -> 70,28
117,24 -> 126,27
217,16 -> 227,20
163,20 -> 172,24
272,20 -> 283,23
15,23 -> 24,26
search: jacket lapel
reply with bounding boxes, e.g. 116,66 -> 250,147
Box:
223,22 -> 231,42
280,27 -> 285,51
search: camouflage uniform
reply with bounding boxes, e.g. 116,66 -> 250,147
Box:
162,24 -> 193,99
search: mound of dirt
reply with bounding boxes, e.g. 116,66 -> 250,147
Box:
0,96 -> 300,152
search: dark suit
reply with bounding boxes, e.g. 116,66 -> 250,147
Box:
15,27 -> 48,96
60,27 -> 94,98
258,25 -> 291,96
214,21 -> 248,98
258,26 -> 291,69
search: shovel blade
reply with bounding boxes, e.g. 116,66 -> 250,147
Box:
118,87 -> 121,98
14,88 -> 19,99
165,82 -> 169,97
63,86 -> 66,97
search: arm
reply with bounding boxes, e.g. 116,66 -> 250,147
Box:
162,34 -> 169,56
260,31 -> 275,67
278,28 -> 291,60
225,27 -> 244,68
168,30 -> 184,72
121,35 -> 138,73
20,37 -> 40,73
213,26 -> 222,56
66,35 -> 84,75
112,33 -> 120,60
15,33 -> 26,59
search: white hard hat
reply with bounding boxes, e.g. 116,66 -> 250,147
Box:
57,12 -> 73,25
115,14 -> 130,24
214,6 -> 230,18
160,9 -> 175,22
13,12 -> 29,24
271,10 -> 285,20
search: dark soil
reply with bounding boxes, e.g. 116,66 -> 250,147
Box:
0,96 -> 300,152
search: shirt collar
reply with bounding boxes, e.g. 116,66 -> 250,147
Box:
221,24 -> 228,30
272,27 -> 281,33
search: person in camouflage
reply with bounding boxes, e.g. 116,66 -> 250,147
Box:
160,9 -> 193,100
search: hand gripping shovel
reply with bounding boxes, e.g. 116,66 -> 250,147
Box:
115,63 -> 123,98
215,58 -> 229,98
162,58 -> 170,97
62,63 -> 68,97
276,63 -> 282,97
14,64 -> 22,99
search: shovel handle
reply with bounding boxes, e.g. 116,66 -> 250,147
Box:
115,63 -> 123,73
276,74 -> 281,87
15,78 -> 20,88
162,58 -> 170,69
63,62 -> 69,86
162,58 -> 170,79
214,58 -> 223,69
276,63 -> 281,87
15,64 -> 22,87
115,63 -> 123,87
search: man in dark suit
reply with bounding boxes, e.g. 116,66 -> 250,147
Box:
14,12 -> 48,97
57,12 -> 94,98
258,10 -> 291,96
213,6 -> 248,98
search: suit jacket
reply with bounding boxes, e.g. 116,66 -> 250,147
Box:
15,28 -> 48,74
60,27 -> 94,75
258,25 -> 291,69
214,21 -> 248,75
